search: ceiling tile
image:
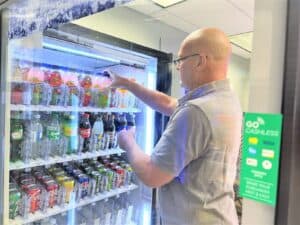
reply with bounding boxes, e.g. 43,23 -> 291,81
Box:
150,0 -> 253,35
224,0 -> 255,19
126,0 -> 163,15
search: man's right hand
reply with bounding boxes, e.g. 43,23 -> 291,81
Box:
106,70 -> 130,89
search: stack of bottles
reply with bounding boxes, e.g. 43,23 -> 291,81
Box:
24,193 -> 135,225
10,111 -> 136,163
11,66 -> 137,109
9,155 -> 134,220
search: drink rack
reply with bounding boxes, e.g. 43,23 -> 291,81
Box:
9,102 -> 141,224
10,184 -> 138,225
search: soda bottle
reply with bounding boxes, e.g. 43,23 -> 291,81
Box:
90,113 -> 104,152
79,113 -> 91,153
45,113 -> 61,159
104,114 -> 116,149
126,113 -> 136,131
10,112 -> 24,162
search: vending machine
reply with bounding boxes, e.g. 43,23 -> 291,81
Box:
0,1 -> 172,225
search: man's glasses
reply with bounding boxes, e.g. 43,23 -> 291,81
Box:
173,53 -> 200,67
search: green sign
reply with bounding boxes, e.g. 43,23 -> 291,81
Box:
240,112 -> 282,205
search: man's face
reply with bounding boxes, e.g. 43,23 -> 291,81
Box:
176,44 -> 199,91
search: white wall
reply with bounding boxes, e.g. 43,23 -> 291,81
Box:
241,0 -> 287,224
73,6 -> 250,104
228,54 -> 250,111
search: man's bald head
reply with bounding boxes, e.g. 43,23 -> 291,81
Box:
182,28 -> 231,61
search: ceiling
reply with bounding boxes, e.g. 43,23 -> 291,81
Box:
127,0 -> 254,56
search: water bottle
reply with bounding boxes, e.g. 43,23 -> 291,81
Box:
10,112 -> 24,162
29,113 -> 43,159
90,114 -> 104,152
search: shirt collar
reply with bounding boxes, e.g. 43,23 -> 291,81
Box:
178,79 -> 230,106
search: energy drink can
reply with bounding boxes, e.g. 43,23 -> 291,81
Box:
9,184 -> 21,219
77,174 -> 89,198
62,177 -> 75,203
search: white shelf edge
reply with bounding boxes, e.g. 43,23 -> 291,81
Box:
10,148 -> 125,170
10,184 -> 138,225
10,104 -> 141,113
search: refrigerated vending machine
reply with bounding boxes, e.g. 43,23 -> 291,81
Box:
0,1 -> 172,225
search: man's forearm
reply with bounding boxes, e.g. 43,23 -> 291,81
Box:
125,80 -> 177,116
126,141 -> 154,186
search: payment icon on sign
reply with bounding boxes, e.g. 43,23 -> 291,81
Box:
248,137 -> 259,145
262,149 -> 275,159
246,158 -> 258,167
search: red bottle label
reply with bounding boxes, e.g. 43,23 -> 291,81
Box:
80,128 -> 91,138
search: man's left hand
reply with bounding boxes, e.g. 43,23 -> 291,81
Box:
117,128 -> 136,151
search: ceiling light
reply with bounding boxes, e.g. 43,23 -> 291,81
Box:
229,32 -> 253,53
151,0 -> 186,8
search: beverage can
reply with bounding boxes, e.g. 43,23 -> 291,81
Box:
61,177 -> 75,203
25,184 -> 41,213
9,185 -> 21,219
44,180 -> 58,208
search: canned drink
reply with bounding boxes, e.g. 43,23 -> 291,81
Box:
41,175 -> 53,183
9,184 -> 21,219
77,174 -> 89,198
20,179 -> 35,190
72,169 -> 82,177
106,169 -> 116,190
115,166 -> 125,187
25,184 -> 41,213
33,171 -> 44,181
62,177 -> 75,203
44,180 -> 58,208
124,165 -> 133,185
91,171 -> 101,194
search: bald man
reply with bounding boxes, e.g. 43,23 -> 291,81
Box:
108,28 -> 242,225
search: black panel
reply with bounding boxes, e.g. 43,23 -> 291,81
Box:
276,0 -> 300,224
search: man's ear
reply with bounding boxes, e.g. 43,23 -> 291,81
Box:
198,55 -> 207,67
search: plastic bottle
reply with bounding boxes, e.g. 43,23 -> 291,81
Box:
79,113 -> 91,153
126,113 -> 136,131
63,114 -> 78,154
105,114 -> 116,149
90,113 -> 104,152
45,113 -> 61,159
29,113 -> 43,159
10,112 -> 24,162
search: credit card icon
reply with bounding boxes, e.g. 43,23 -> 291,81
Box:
263,140 -> 275,146
246,158 -> 258,167
248,137 -> 258,145
262,149 -> 275,159
248,147 -> 257,155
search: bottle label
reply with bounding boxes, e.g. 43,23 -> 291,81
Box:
80,128 -> 91,138
30,130 -> 42,142
64,125 -> 77,137
105,213 -> 111,225
47,126 -> 60,140
94,218 -> 100,225
11,129 -> 23,140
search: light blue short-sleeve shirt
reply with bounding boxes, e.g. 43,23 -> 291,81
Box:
151,79 -> 242,225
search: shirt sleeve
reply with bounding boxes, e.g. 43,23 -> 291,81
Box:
151,104 -> 211,176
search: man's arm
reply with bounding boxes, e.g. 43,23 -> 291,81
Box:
118,129 -> 174,188
108,71 -> 177,116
